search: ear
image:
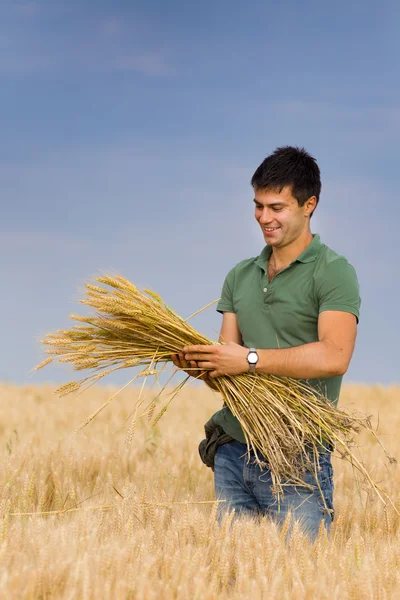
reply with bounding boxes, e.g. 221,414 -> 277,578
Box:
304,196 -> 317,217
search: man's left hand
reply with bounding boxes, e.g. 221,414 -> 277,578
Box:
183,342 -> 249,378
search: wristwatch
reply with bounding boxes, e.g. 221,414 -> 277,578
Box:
247,348 -> 259,373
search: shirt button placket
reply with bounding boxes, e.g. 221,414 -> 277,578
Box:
263,278 -> 269,303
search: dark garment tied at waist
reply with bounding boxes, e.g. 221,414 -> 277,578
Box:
198,417 -> 235,470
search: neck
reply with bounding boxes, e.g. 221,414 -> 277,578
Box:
270,229 -> 313,268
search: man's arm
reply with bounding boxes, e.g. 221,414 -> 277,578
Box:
184,310 -> 357,379
218,312 -> 242,345
254,310 -> 357,378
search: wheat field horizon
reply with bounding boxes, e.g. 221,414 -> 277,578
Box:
1,381 -> 399,599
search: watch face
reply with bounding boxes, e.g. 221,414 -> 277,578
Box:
247,351 -> 258,364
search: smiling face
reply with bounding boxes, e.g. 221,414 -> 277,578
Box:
254,185 -> 316,249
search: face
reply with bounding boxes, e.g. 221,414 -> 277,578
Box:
254,185 -> 316,248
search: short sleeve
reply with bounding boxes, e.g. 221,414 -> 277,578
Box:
316,258 -> 361,323
216,267 -> 236,314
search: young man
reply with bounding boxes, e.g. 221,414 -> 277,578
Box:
172,146 -> 360,541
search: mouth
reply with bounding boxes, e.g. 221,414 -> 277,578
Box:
262,227 -> 280,235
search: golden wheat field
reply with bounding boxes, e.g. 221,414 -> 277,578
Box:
0,381 -> 399,599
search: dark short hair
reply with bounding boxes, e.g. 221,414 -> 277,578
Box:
251,146 -> 321,215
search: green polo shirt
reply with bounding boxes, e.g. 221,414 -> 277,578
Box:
212,233 -> 361,443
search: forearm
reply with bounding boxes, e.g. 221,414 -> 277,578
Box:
255,341 -> 346,379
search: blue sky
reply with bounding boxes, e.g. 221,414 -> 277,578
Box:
2,0 -> 399,386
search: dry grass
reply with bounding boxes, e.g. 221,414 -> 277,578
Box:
36,276 -> 392,502
0,382 -> 399,599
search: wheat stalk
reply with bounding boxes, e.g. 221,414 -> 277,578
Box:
35,274 -> 398,510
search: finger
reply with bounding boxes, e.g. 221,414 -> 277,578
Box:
209,370 -> 220,379
185,353 -> 213,362
178,351 -> 189,370
183,345 -> 217,354
180,352 -> 198,372
197,361 -> 214,370
171,354 -> 180,368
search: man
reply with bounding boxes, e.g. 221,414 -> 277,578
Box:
172,146 -> 360,541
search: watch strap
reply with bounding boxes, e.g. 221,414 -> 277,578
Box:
247,347 -> 258,373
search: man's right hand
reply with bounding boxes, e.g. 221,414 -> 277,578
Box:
171,352 -> 219,391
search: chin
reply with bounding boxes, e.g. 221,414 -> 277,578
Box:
263,235 -> 281,245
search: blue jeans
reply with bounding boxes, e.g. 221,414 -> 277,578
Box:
214,441 -> 334,542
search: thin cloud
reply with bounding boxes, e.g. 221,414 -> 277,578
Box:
278,100 -> 400,144
0,1 -> 40,18
1,230 -> 90,252
0,6 -> 176,76
11,2 -> 40,17
110,52 -> 175,76
280,99 -> 400,123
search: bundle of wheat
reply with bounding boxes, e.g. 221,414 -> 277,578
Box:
35,275 -> 397,506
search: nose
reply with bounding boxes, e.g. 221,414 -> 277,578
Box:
258,208 -> 275,224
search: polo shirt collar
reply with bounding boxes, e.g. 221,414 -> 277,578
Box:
297,233 -> 322,263
255,233 -> 322,271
